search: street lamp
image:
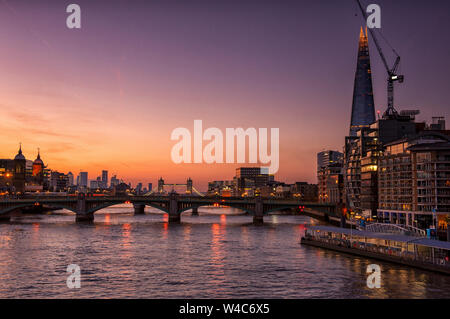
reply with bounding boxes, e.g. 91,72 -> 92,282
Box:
349,211 -> 356,245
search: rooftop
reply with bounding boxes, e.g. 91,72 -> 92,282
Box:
408,141 -> 450,152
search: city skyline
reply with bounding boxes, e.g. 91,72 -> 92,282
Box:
1,0 -> 450,302
1,143 -> 293,191
1,0 -> 449,190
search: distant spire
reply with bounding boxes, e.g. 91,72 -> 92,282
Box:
14,142 -> 26,160
37,147 -> 41,159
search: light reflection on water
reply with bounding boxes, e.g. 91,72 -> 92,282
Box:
0,204 -> 449,299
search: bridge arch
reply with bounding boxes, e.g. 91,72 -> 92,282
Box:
142,203 -> 169,214
178,203 -> 254,215
0,203 -> 79,215
85,201 -> 127,214
82,201 -> 169,215
264,205 -> 298,215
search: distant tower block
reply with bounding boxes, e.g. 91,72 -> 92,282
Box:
158,177 -> 164,193
186,177 -> 193,194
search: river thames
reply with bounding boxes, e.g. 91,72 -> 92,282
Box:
0,204 -> 449,299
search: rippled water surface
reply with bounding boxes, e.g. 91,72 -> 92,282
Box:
1,205 -> 449,298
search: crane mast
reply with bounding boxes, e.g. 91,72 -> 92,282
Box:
355,0 -> 404,118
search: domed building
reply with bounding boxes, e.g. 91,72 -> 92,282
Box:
32,148 -> 45,186
13,144 -> 26,193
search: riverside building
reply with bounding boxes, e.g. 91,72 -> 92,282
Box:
233,167 -> 274,196
378,131 -> 450,232
0,146 -> 48,193
344,27 -> 378,217
317,151 -> 344,204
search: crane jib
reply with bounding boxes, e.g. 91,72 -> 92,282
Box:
354,0 -> 404,114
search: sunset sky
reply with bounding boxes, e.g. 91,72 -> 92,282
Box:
1,0 -> 449,190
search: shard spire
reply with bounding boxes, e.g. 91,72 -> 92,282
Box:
349,27 -> 375,136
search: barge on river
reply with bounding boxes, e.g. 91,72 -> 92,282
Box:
301,226 -> 450,275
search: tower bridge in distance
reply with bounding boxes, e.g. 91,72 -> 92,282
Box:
0,193 -> 339,225
145,177 -> 205,196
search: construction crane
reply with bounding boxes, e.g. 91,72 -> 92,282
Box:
355,0 -> 404,118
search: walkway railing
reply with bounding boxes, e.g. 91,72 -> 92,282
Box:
303,231 -> 450,268
365,223 -> 426,237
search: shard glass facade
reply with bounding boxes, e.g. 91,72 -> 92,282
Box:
349,27 -> 375,137
344,28 -> 379,216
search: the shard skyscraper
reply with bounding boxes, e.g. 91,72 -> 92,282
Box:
344,27 -> 379,217
349,27 -> 375,136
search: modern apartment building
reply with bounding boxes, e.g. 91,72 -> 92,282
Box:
378,132 -> 450,230
233,167 -> 274,196
344,125 -> 382,217
318,164 -> 344,204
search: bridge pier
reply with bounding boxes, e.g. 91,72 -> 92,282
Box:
253,214 -> 263,225
133,203 -> 145,215
75,214 -> 94,222
447,226 -> 450,242
168,214 -> 180,223
0,214 -> 11,222
75,193 -> 94,223
168,191 -> 180,223
253,197 -> 264,225
191,207 -> 199,216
